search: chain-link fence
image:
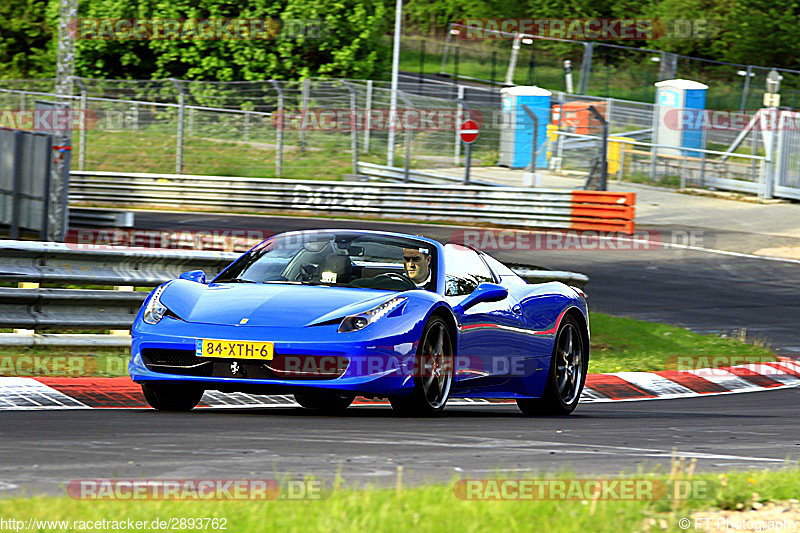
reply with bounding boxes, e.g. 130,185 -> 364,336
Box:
433,24 -> 800,111
3,75 -> 799,200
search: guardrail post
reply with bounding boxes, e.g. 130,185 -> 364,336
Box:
13,282 -> 39,335
75,77 -> 88,171
342,81 -> 359,176
270,80 -> 284,178
364,80 -> 373,153
170,79 -> 186,174
300,78 -> 309,154
454,85 -> 464,165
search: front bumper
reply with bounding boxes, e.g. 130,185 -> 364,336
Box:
130,317 -> 421,397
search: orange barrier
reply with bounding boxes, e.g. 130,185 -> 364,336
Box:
570,190 -> 636,234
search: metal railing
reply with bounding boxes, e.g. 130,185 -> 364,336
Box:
69,170 -> 635,232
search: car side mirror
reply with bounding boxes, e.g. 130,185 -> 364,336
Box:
453,282 -> 508,314
179,270 -> 207,284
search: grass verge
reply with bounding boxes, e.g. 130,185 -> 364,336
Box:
0,465 -> 798,532
0,313 -> 778,378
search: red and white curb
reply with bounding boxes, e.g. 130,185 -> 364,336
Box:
0,358 -> 798,410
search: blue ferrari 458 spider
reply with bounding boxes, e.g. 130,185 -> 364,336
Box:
130,229 -> 589,416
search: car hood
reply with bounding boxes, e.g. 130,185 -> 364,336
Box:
159,280 -> 396,327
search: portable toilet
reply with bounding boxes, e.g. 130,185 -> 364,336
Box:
498,86 -> 551,169
652,79 -> 708,157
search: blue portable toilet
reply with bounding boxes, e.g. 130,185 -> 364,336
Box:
498,86 -> 551,169
653,79 -> 708,157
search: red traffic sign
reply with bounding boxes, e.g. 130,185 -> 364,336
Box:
460,120 -> 479,144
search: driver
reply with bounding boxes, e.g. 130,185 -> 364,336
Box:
403,247 -> 433,290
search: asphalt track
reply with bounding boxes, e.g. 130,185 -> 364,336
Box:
3,211 -> 800,496
1,389 -> 799,495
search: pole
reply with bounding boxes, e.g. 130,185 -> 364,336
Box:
504,33 -> 522,85
270,80 -> 283,178
418,40 -> 425,93
364,80 -> 373,152
464,143 -> 472,184
587,105 -> 608,190
75,77 -> 87,171
521,104 -> 539,185
343,81 -> 359,176
454,85 -> 464,165
387,0 -> 402,166
739,65 -> 753,113
170,78 -> 185,174
300,78 -> 309,154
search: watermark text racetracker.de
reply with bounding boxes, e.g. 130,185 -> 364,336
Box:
453,18 -> 719,40
69,18 -> 327,40
454,478 -> 715,500
450,229 -> 708,251
67,479 -> 330,500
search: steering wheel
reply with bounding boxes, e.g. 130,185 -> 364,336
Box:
372,272 -> 417,290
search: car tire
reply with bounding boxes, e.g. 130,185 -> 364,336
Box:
517,314 -> 588,416
294,393 -> 355,413
390,316 -> 454,417
141,382 -> 204,412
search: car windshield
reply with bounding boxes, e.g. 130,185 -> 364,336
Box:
213,232 -> 438,292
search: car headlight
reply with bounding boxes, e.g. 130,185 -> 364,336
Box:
338,296 -> 407,333
142,284 -> 170,325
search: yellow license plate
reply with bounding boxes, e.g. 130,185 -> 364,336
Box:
196,339 -> 274,360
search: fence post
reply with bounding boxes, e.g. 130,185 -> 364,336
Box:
170,78 -> 185,174
243,111 -> 250,141
454,85 -> 465,165
440,24 -> 453,74
19,91 -> 26,111
739,65 -> 753,112
10,131 -> 22,240
270,80 -> 283,178
398,91 -> 413,182
364,80 -> 373,153
588,105 -> 608,190
300,78 -> 309,154
578,43 -> 594,94
342,81 -> 359,176
188,106 -> 194,136
418,40 -> 426,93
504,33 -> 522,85
555,92 -> 565,171
75,77 -> 88,171
521,104 -> 539,185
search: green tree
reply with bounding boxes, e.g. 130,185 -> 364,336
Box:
72,0 -> 389,81
0,0 -> 54,78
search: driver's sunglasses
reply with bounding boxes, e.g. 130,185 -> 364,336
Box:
403,255 -> 424,263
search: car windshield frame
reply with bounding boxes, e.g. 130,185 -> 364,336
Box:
212,231 -> 439,293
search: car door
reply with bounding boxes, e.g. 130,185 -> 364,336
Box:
443,244 -> 526,393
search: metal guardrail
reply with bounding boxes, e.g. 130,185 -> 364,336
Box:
0,239 -> 236,286
0,240 -> 589,345
69,170 -> 636,233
